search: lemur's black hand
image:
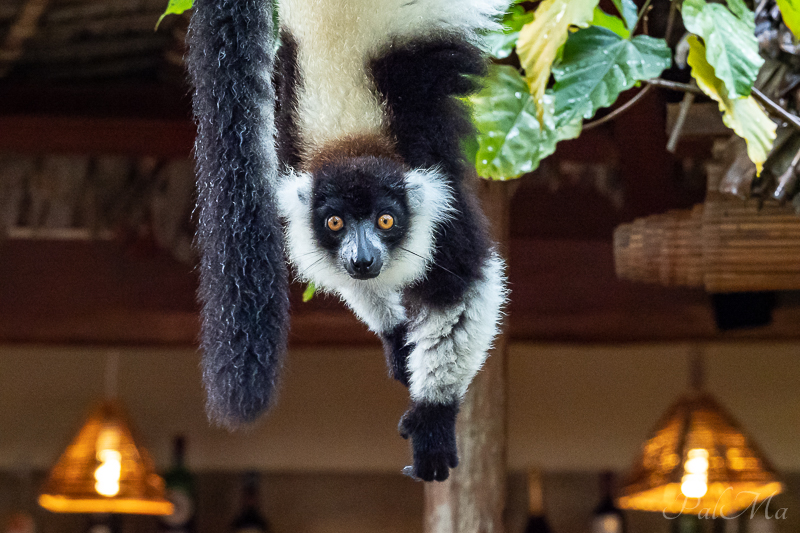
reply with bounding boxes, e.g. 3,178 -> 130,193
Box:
398,402 -> 459,482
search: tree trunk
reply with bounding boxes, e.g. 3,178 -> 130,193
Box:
424,179 -> 514,533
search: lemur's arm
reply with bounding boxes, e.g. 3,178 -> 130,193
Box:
399,252 -> 506,480
371,37 -> 507,482
274,30 -> 302,172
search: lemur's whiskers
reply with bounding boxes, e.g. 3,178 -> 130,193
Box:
296,250 -> 325,259
302,257 -> 327,278
399,246 -> 464,282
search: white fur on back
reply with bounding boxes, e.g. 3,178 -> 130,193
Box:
279,0 -> 508,155
406,252 -> 507,404
275,167 -> 455,333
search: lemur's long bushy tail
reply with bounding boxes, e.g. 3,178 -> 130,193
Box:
187,0 -> 288,426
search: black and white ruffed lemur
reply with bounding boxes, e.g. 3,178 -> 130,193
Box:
187,0 -> 509,481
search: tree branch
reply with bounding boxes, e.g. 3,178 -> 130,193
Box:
645,79 -> 800,132
751,87 -> 800,132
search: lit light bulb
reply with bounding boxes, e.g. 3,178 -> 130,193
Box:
680,474 -> 708,498
680,448 -> 709,498
95,449 -> 122,497
684,448 -> 709,474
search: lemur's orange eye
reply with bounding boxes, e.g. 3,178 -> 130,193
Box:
378,214 -> 394,230
327,216 -> 344,231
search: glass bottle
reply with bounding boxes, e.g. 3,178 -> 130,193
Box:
525,469 -> 553,533
591,471 -> 626,533
159,436 -> 196,533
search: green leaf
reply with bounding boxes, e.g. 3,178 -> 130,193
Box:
681,0 -> 763,99
157,0 -> 193,28
471,65 -> 559,180
551,27 -> 671,130
461,132 -> 479,168
725,0 -> 752,21
687,35 -> 776,174
517,0 -> 599,122
302,282 -> 317,302
776,0 -> 800,40
611,0 -> 638,31
484,4 -> 535,59
591,7 -> 630,39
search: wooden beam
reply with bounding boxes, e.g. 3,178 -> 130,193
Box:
2,237 -> 800,347
0,115 -> 195,156
21,34 -> 169,63
22,56 -> 162,80
44,2 -> 148,23
0,238 -> 373,347
0,82 -> 192,119
38,12 -> 168,42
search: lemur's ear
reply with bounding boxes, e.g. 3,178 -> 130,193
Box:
296,176 -> 312,205
403,168 -> 455,219
277,172 -> 313,216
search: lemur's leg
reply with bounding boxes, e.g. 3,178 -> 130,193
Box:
336,287 -> 413,386
369,36 -> 486,175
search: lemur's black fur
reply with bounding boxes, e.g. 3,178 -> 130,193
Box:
382,323 -> 411,387
399,402 -> 460,482
188,0 -> 289,425
273,31 -> 302,172
310,157 -> 411,254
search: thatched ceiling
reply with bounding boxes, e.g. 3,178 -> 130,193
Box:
0,0 -> 186,82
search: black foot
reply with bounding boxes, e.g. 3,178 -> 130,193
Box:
398,402 -> 459,482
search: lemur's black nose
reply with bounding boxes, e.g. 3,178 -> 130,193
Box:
350,257 -> 379,279
352,257 -> 374,273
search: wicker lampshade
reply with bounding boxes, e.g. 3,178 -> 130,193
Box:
38,400 -> 173,515
618,392 -> 782,515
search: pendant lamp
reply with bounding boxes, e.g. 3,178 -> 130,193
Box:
38,353 -> 173,516
617,350 -> 782,515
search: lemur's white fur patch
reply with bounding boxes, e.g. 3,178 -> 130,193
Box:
406,251 -> 508,404
278,0 -> 508,155
275,167 -> 455,334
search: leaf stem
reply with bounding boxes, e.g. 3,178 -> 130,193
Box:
665,0 -> 679,42
645,78 -> 703,94
582,84 -> 653,131
667,90 -> 696,153
632,0 -> 653,34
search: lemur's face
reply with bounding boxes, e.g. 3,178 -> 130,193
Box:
311,157 -> 410,280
